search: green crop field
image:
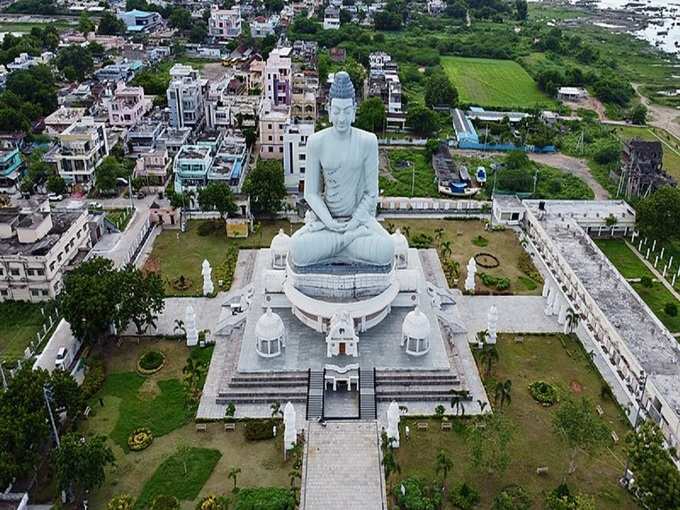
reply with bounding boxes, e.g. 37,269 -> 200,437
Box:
441,56 -> 556,109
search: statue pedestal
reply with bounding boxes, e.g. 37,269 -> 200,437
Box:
287,261 -> 394,300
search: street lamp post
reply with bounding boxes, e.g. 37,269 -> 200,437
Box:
43,384 -> 60,448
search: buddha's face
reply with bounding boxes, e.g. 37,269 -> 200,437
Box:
329,97 -> 355,135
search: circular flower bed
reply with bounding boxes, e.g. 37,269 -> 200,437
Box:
128,427 -> 153,451
172,275 -> 193,291
137,351 -> 165,375
529,381 -> 559,406
474,252 -> 500,269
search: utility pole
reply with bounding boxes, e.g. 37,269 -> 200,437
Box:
43,384 -> 60,448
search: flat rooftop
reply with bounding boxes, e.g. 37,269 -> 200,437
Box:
527,200 -> 680,417
0,211 -> 84,257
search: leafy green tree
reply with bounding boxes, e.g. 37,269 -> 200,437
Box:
626,421 -> 680,510
435,449 -> 453,488
552,397 -> 609,474
630,104 -> 647,125
424,72 -> 458,108
59,257 -> 121,342
406,105 -> 438,137
197,182 -> 237,224
355,96 -> 386,133
545,483 -> 596,510
95,156 -> 127,193
47,174 -> 67,195
78,11 -> 96,35
637,187 -> 680,240
56,45 -> 94,81
189,21 -> 208,43
492,485 -> 532,510
97,11 -> 127,35
116,265 -> 165,334
242,160 -> 286,217
479,343 -> 498,378
494,379 -> 512,410
515,0 -> 527,20
54,433 -> 115,505
5,64 -> 58,116
392,477 -> 442,510
467,413 -> 515,478
505,151 -> 530,170
169,7 -> 192,30
373,10 -> 402,30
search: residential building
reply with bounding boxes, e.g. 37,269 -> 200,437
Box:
210,132 -> 249,192
292,40 -> 318,66
291,72 -> 318,123
250,15 -> 279,38
615,139 -> 676,198
173,144 -> 213,192
209,4 -> 242,39
249,59 -> 265,92
0,203 -> 91,302
127,120 -> 164,153
427,0 -> 445,15
0,145 -> 24,193
166,64 -> 208,129
205,77 -> 260,130
134,147 -> 172,191
107,82 -> 152,127
264,47 -> 292,107
55,117 -> 110,188
158,126 -> 192,156
118,9 -> 163,33
283,121 -> 314,191
364,52 -> 405,129
557,86 -> 588,102
95,62 -> 135,82
259,99 -> 289,159
6,51 -> 54,72
323,7 -> 340,29
44,107 -> 86,137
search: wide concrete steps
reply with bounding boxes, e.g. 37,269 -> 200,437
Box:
359,369 -> 376,420
307,370 -> 324,420
375,369 -> 468,403
217,371 -> 309,404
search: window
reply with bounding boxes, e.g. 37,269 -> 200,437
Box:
49,261 -> 56,271
0,267 -> 3,275
31,289 -> 40,296
57,253 -> 63,262
37,269 -> 44,276
268,147 -> 273,153
0,289 -> 7,296
10,268 -> 20,276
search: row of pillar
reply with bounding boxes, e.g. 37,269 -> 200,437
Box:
542,281 -> 570,333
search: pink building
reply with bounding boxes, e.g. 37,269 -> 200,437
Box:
209,4 -> 242,39
107,82 -> 152,127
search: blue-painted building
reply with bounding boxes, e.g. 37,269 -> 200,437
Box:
118,10 -> 163,33
0,146 -> 24,192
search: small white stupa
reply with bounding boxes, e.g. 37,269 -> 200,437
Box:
401,306 -> 431,356
487,305 -> 498,345
271,229 -> 291,269
386,400 -> 401,448
283,401 -> 297,450
255,308 -> 286,357
201,259 -> 214,296
391,228 -> 409,269
464,257 -> 477,293
185,305 -> 198,346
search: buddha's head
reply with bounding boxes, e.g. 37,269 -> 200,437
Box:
328,71 -> 356,135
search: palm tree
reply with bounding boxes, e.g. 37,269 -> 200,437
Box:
494,379 -> 512,410
440,240 -> 453,260
477,399 -> 488,414
289,467 -> 301,489
435,449 -> 454,490
385,221 -> 396,234
173,319 -> 186,339
271,401 -> 282,417
475,329 -> 488,350
565,308 -> 579,333
434,228 -> 445,248
401,225 -> 411,241
450,393 -> 465,417
228,466 -> 242,491
479,343 -> 499,378
183,358 -> 206,398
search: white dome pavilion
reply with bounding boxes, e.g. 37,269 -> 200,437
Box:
270,229 -> 291,269
401,306 -> 431,356
255,308 -> 286,357
391,229 -> 409,269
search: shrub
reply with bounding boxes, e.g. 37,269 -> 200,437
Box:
496,278 -> 510,291
128,427 -> 154,451
107,495 -> 134,510
518,252 -> 542,282
492,485 -> 532,510
472,235 -> 489,247
138,351 -> 165,371
640,276 -> 653,288
151,495 -> 180,510
234,487 -> 296,510
196,495 -> 229,510
244,419 -> 277,441
529,381 -> 558,406
450,482 -> 480,510
393,477 -> 443,510
435,405 -> 446,419
82,359 -> 106,399
410,232 -> 433,248
197,221 -> 219,236
665,302 -> 678,317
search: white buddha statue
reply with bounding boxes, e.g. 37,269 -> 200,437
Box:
289,71 -> 394,269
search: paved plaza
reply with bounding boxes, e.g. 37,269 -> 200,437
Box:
301,421 -> 386,510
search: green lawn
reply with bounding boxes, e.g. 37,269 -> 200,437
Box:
441,56 -> 556,109
594,240 -> 654,279
134,448 -> 222,510
395,333 -> 637,510
145,220 -> 299,295
0,301 -> 46,362
82,340 -> 292,509
631,281 -> 680,333
106,208 -> 133,232
380,149 -> 439,197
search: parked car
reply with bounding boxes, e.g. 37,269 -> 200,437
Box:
48,193 -> 63,202
54,346 -> 73,371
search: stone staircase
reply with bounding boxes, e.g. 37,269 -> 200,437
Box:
307,370 -> 324,420
374,370 -> 469,403
216,371 -> 308,405
359,368 -> 377,420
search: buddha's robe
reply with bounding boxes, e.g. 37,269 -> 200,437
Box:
289,127 -> 394,268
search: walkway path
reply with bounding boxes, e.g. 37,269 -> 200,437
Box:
625,240 -> 680,303
301,421 -> 386,510
632,83 -> 680,141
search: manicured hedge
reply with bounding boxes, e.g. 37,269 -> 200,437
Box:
234,488 -> 296,510
244,419 -> 278,441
